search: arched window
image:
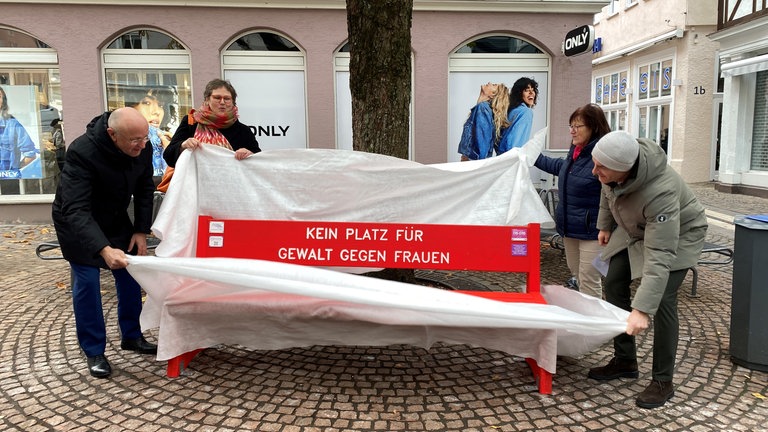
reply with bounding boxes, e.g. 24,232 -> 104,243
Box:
447,34 -> 550,162
454,35 -> 543,54
0,27 -> 60,197
333,42 -> 414,157
102,29 -> 192,177
222,31 -> 307,150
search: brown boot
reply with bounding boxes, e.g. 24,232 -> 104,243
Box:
587,357 -> 639,380
636,379 -> 675,408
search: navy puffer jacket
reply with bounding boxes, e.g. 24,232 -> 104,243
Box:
534,137 -> 602,240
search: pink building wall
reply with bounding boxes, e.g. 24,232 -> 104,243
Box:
2,4 -> 594,165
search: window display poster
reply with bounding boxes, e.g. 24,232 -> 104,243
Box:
0,85 -> 42,179
105,82 -> 184,177
224,70 -> 308,150
447,72 -> 548,163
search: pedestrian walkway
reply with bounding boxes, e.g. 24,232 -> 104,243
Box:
0,182 -> 766,431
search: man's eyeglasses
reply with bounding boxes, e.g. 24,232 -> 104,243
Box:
568,124 -> 586,131
126,136 -> 149,145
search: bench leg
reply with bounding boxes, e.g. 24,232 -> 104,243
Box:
688,266 -> 699,298
524,357 -> 552,395
166,349 -> 204,378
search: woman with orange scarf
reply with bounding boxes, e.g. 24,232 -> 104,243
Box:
163,79 -> 260,170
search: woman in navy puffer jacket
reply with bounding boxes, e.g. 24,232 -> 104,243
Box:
534,103 -> 611,298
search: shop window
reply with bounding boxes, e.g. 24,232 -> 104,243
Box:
103,29 -> 192,178
635,58 -> 673,152
593,69 -> 628,131
455,36 -> 543,54
638,104 -> 670,153
222,31 -> 307,151
638,59 -> 673,100
448,35 -> 550,163
0,27 -> 60,198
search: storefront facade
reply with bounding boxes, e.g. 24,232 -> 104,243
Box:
709,2 -> 768,196
1,0 -> 607,223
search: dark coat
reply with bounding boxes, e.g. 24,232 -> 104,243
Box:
163,115 -> 261,167
52,112 -> 155,268
534,137 -> 602,240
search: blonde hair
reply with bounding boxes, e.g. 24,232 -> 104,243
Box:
490,84 -> 510,142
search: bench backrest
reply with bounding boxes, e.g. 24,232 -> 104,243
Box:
195,215 -> 540,293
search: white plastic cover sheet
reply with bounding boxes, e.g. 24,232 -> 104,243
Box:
151,128 -> 554,258
130,128 -> 629,372
129,255 -> 628,373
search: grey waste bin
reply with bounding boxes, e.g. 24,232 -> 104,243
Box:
729,217 -> 768,371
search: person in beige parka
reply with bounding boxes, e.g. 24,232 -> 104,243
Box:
586,131 -> 707,409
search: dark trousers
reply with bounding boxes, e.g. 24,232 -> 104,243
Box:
70,263 -> 143,357
604,249 -> 687,382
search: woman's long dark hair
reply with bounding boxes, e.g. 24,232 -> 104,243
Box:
509,77 -> 539,109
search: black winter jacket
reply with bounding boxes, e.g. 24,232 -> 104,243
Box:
534,138 -> 602,241
52,112 -> 155,268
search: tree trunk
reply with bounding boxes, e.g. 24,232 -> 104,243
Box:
346,0 -> 415,283
346,0 -> 413,158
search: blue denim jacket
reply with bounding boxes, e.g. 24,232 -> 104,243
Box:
497,103 -> 533,155
457,102 -> 495,160
0,117 -> 37,177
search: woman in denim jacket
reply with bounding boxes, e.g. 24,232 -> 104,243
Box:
497,77 -> 539,154
457,82 -> 510,161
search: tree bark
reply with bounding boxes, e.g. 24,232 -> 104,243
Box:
346,0 -> 413,159
347,0 -> 415,283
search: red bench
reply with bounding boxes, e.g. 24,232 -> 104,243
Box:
165,215 -> 553,394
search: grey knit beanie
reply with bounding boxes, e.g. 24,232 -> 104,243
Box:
593,131 -> 639,172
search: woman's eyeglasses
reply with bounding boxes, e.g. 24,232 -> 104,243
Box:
568,124 -> 585,131
210,95 -> 233,104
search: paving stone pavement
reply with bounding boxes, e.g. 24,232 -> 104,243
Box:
1,181 -> 767,431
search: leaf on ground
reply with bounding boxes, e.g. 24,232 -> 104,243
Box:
753,392 -> 766,400
56,281 -> 67,289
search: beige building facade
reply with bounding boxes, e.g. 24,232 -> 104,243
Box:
590,0 -> 720,183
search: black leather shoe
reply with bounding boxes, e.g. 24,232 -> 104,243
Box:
121,336 -> 158,355
587,357 -> 639,380
87,354 -> 112,378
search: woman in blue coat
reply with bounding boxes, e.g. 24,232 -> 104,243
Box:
534,103 -> 611,298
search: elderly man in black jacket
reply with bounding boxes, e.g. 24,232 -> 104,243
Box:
53,107 -> 157,378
